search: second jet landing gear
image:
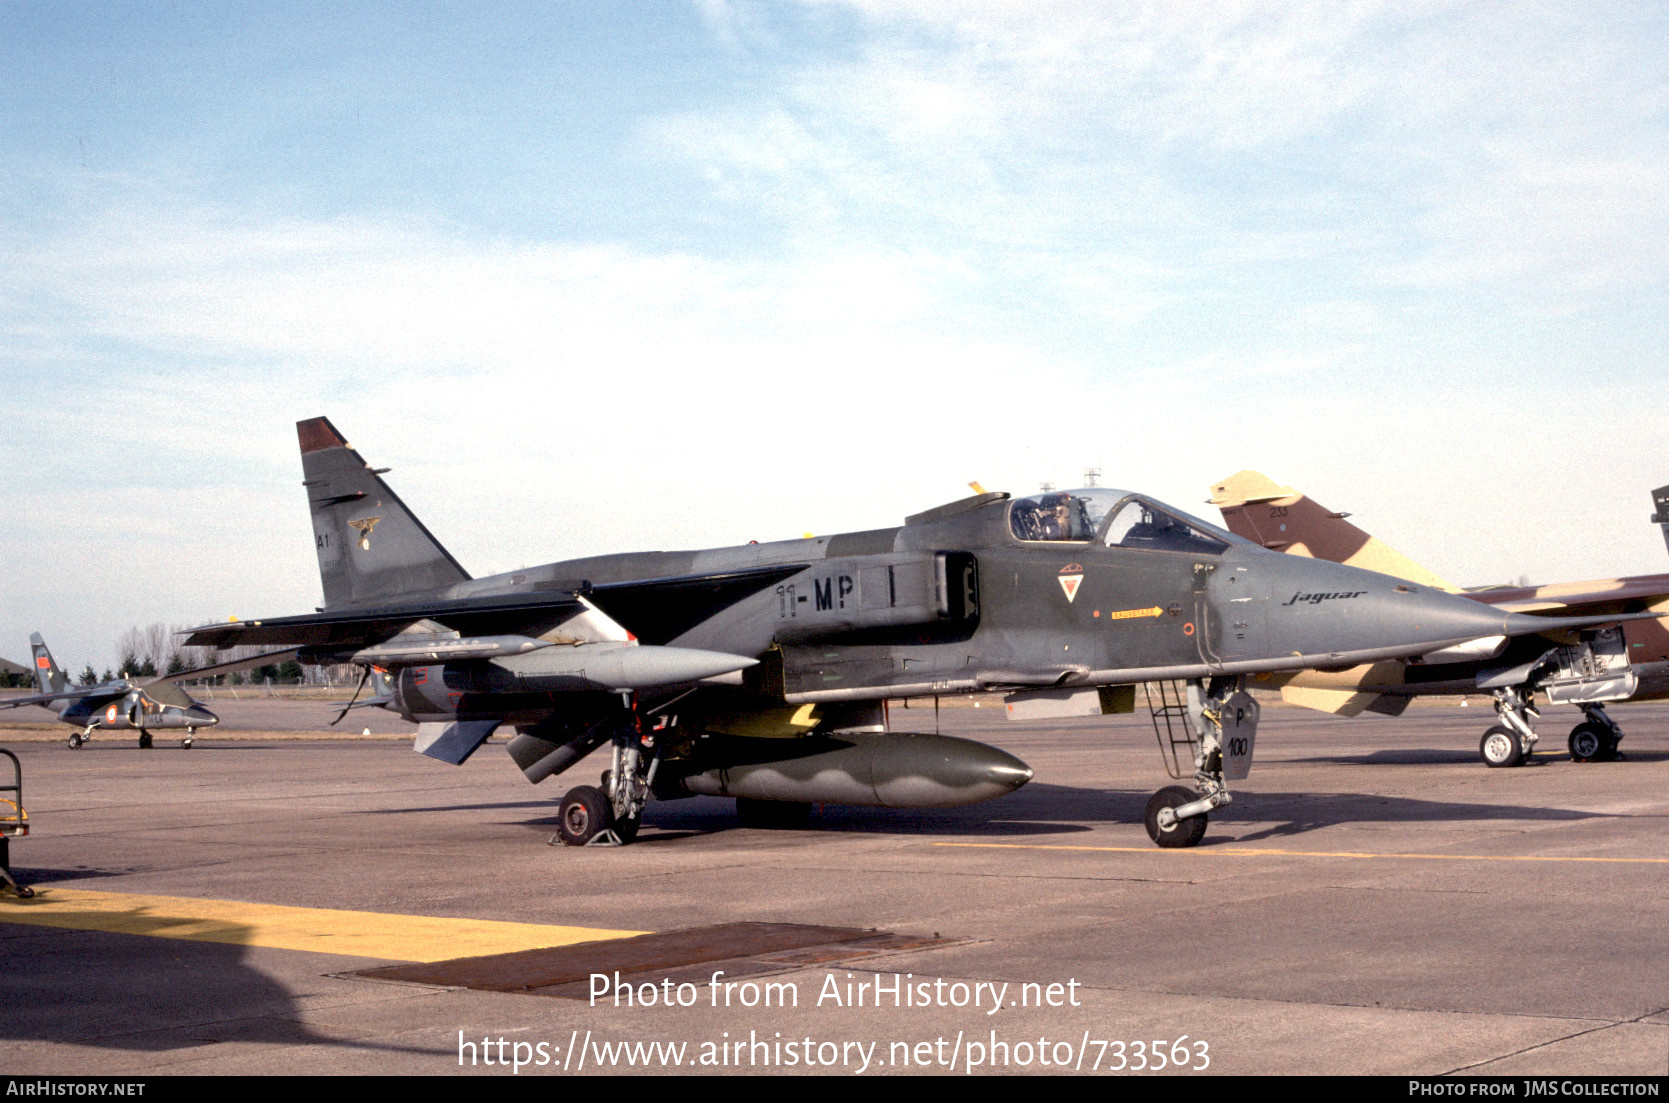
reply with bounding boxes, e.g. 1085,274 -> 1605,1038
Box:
1480,687 -> 1539,768
1568,704 -> 1623,763
1479,628 -> 1634,767
554,703 -> 661,847
1142,677 -> 1258,848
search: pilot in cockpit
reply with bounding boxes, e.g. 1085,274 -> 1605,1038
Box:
1036,492 -> 1073,540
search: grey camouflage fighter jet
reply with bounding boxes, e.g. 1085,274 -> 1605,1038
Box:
184,418 -> 1648,848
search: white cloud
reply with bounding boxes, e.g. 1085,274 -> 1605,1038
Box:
672,1 -> 1669,303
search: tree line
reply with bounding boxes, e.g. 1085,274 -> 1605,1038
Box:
65,624 -> 357,687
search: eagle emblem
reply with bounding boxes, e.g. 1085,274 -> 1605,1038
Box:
348,516 -> 382,551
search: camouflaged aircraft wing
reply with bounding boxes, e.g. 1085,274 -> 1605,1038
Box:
181,591 -> 588,650
586,563 -> 810,645
183,563 -> 806,654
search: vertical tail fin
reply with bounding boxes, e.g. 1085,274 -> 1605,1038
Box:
297,417 -> 471,609
29,632 -> 67,695
1208,471 -> 1460,592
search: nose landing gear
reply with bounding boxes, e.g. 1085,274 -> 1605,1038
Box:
1140,677 -> 1253,848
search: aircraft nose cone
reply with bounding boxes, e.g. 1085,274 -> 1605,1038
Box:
1258,556 -> 1523,660
188,707 -> 220,727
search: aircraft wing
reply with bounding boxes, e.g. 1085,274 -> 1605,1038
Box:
182,592 -> 589,649
1475,575 -> 1669,614
586,564 -> 808,645
183,563 -> 808,652
0,682 -> 132,710
150,649 -> 305,684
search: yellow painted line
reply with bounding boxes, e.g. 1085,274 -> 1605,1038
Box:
0,887 -> 647,962
931,842 -> 1669,865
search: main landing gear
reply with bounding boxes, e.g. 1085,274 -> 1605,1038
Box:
1478,630 -> 1634,767
554,702 -> 662,847
68,725 -> 95,750
1478,688 -> 1627,766
1567,704 -> 1623,763
1142,676 -> 1251,849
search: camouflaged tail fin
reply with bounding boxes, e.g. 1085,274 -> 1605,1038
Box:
297,417 -> 471,609
1208,470 -> 1460,592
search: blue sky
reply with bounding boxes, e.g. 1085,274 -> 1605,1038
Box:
4,2 -> 1669,670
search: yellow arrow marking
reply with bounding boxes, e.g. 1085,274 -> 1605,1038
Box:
1107,606 -> 1164,620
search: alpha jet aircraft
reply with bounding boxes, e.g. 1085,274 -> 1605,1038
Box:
1209,471 -> 1669,767
2,634 -> 219,748
184,418 -> 1648,848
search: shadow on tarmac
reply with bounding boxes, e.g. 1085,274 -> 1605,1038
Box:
1290,748 -> 1665,766
0,919 -> 443,1056
544,779 -> 1617,843
3,865 -> 137,884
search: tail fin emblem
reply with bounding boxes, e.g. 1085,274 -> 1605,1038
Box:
348,515 -> 382,551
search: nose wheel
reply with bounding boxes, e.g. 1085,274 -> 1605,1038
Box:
1144,786 -> 1209,848
181,726 -> 196,750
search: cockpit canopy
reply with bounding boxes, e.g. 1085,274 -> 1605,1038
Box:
1008,488 -> 1248,556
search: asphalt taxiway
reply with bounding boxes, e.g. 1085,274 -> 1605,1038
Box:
2,697 -> 1666,1076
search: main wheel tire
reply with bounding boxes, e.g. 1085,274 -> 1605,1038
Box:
1599,732 -> 1621,762
138,732 -> 153,750
1480,726 -> 1523,768
68,735 -> 82,750
557,785 -> 612,846
1568,722 -> 1608,763
612,812 -> 641,845
736,799 -> 812,829
1144,785 -> 1208,848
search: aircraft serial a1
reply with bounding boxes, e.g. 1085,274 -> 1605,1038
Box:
185,418 -> 1641,848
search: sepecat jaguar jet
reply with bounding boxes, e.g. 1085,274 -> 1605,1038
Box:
184,419 -> 1649,848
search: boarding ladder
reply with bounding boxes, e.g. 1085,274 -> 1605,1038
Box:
1143,681 -> 1199,781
